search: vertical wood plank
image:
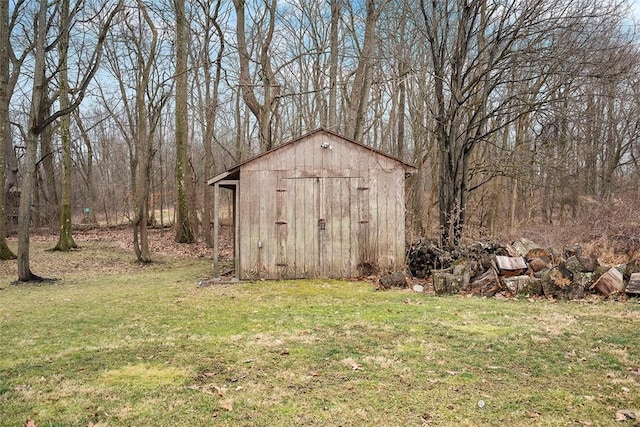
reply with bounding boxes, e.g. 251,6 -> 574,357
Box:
349,178 -> 360,277
338,178 -> 351,277
395,171 -> 406,271
376,169 -> 389,271
233,184 -> 240,278
212,183 -> 220,276
367,169 -> 378,273
357,175 -> 371,275
318,177 -> 327,276
310,178 -> 321,276
275,177 -> 288,279
261,171 -> 277,277
241,171 -> 262,279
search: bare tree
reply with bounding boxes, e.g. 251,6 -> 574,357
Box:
53,0 -> 78,251
16,0 -> 122,280
173,0 -> 194,243
233,0 -> 280,151
191,0 -> 225,246
419,0 -> 625,246
344,0 -> 384,141
4,0 -> 639,265
101,0 -> 171,262
0,0 -> 14,259
129,2 -> 165,262
16,0 -> 51,280
73,111 -> 98,225
327,0 -> 341,130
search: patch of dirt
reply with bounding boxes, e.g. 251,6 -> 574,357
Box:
0,225 -> 234,282
72,226 -> 216,259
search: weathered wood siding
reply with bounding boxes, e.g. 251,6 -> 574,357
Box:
237,131 -> 409,279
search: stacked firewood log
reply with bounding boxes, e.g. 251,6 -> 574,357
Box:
404,238 -> 640,299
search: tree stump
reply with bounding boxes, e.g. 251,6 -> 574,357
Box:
510,238 -> 541,257
495,256 -> 528,277
503,275 -> 543,296
469,269 -> 502,296
590,267 -> 625,297
379,272 -> 410,289
565,254 -> 599,274
433,272 -> 464,295
541,264 -> 583,299
528,257 -> 550,273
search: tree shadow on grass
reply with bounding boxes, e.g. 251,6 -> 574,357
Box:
11,275 -> 59,285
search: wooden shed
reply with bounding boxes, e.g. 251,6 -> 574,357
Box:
208,128 -> 417,280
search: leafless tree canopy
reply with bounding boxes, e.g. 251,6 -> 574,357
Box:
2,0 -> 640,275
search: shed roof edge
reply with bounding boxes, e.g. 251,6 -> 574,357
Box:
207,128 -> 418,186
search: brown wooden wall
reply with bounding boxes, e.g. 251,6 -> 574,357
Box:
237,132 -> 408,279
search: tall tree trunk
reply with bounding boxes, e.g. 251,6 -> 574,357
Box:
346,0 -> 378,142
233,0 -> 279,152
131,0 -> 159,263
199,0 -> 224,247
54,0 -> 77,251
38,98 -> 57,229
17,0 -> 48,281
327,0 -> 341,130
132,87 -> 152,262
132,125 -> 152,263
174,0 -> 194,243
74,113 -> 97,224
0,0 -> 15,259
397,58 -> 406,159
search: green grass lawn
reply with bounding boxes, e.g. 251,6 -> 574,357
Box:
1,241 -> 639,426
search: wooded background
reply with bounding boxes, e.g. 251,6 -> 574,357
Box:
2,0 -> 640,279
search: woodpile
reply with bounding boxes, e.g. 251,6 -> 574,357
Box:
406,238 -> 639,299
628,273 -> 640,295
406,239 -> 453,279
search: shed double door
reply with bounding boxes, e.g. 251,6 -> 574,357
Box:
275,176 -> 369,278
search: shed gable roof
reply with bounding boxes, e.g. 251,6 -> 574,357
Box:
208,128 -> 416,185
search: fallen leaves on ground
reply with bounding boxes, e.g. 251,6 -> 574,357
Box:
220,399 -> 233,412
342,358 -> 363,371
615,409 -> 636,422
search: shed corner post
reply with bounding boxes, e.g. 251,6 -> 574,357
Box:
212,182 -> 220,276
234,184 -> 240,279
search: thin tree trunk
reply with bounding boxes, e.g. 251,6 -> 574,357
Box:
38,98 -> 57,229
132,95 -> 152,262
174,0 -> 194,243
74,113 -> 97,224
54,0 -> 77,251
17,130 -> 40,280
346,0 -> 378,142
17,0 -> 48,281
327,0 -> 340,130
0,0 -> 15,259
130,0 -> 159,263
397,58 -> 406,159
200,0 -> 224,247
233,0 -> 279,152
509,177 -> 518,232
